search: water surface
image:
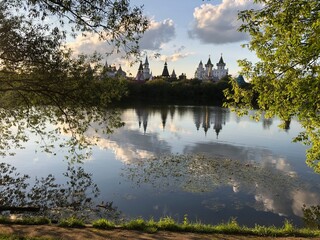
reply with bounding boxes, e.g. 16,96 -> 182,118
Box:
3,106 -> 320,227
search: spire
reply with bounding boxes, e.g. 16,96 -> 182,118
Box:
171,69 -> 176,78
135,61 -> 144,81
219,55 -> 225,64
217,54 -> 226,66
161,61 -> 170,77
144,56 -> 149,65
206,56 -> 213,67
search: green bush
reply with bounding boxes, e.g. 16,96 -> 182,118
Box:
157,217 -> 180,231
92,219 -> 115,229
58,217 -> 85,228
0,216 -> 50,225
123,218 -> 146,231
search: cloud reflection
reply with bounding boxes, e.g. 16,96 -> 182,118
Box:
61,106 -> 320,223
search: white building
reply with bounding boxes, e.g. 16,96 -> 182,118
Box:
194,55 -> 228,81
212,56 -> 228,80
136,56 -> 152,81
195,60 -> 205,80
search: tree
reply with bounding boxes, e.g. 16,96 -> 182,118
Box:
224,0 -> 320,172
0,0 -> 148,158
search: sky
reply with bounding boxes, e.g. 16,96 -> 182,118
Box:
67,0 -> 260,79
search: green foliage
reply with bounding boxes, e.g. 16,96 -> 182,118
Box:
224,0 -> 320,172
58,217 -> 85,228
103,216 -> 320,237
1,215 -> 320,238
282,219 -> 294,233
157,217 -> 180,231
0,216 -> 50,225
302,205 -> 320,229
123,217 -> 147,231
92,219 -> 115,229
0,0 -> 144,161
123,78 -> 232,105
214,218 -> 242,234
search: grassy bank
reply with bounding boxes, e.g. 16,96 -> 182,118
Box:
1,216 -> 320,238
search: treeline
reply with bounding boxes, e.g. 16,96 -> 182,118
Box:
120,77 -> 232,106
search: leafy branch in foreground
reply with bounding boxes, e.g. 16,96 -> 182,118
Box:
0,0 -> 148,159
224,0 -> 320,172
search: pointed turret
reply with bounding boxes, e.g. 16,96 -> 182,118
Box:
171,69 -> 177,79
135,61 -> 145,81
217,55 -> 226,67
206,57 -> 213,67
161,61 -> 170,77
143,56 -> 151,80
138,61 -> 143,71
213,54 -> 228,80
116,65 -> 126,77
144,56 -> 149,65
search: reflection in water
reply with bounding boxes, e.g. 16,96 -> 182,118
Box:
2,106 -> 319,227
122,154 -> 319,219
135,106 -> 229,137
0,162 -> 119,221
99,106 -> 319,226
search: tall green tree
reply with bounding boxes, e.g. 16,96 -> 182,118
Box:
224,0 -> 320,171
0,0 -> 148,158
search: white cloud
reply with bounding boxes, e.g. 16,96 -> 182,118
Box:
66,18 -> 176,65
139,19 -> 176,50
160,52 -> 194,62
189,0 -> 258,44
67,33 -> 114,56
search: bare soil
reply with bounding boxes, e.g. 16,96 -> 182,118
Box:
1,224 -> 320,240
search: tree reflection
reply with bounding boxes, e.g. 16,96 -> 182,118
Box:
0,106 -> 124,162
0,162 -> 119,221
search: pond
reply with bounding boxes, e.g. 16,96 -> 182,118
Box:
2,105 -> 320,227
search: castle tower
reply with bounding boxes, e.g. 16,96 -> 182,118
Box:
161,61 -> 170,78
171,69 -> 177,79
116,65 -> 126,77
143,56 -> 151,80
213,54 -> 228,81
135,61 -> 145,81
195,60 -> 205,80
205,56 -> 213,80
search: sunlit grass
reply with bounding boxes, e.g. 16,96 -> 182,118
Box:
1,215 -> 320,237
119,216 -> 320,237
0,216 -> 50,225
92,219 -> 115,229
58,216 -> 85,228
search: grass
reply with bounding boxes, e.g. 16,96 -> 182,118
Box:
1,215 -> 320,238
0,216 -> 50,225
119,216 -> 320,237
58,216 -> 85,228
92,219 -> 115,229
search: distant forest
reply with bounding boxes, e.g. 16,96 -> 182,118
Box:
119,76 -> 232,106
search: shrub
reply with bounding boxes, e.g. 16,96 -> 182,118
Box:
58,217 -> 85,228
92,219 -> 115,229
157,217 -> 180,231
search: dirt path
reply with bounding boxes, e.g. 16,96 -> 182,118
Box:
1,225 -> 319,240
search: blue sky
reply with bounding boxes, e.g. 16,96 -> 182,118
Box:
68,0 -> 259,78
